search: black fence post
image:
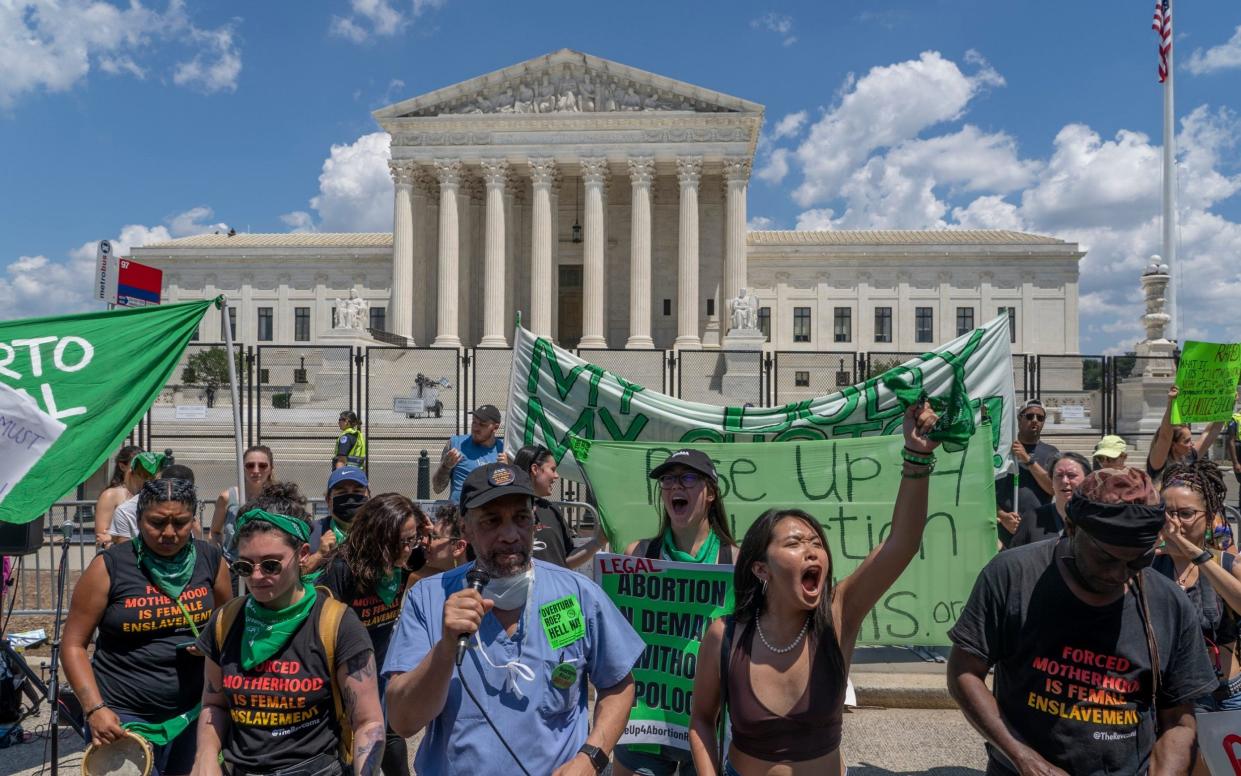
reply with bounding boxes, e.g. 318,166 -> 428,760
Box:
417,450 -> 431,500
763,352 -> 774,407
461,350 -> 472,437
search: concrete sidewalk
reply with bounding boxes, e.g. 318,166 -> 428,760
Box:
852,646 -> 970,710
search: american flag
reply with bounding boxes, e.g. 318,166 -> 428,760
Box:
1153,0 -> 1172,83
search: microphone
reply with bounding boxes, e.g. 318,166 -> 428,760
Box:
456,568 -> 491,666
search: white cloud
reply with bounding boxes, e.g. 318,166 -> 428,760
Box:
794,209 -> 836,231
282,132 -> 394,232
751,13 -> 796,46
1185,25 -> 1241,75
331,0 -> 446,44
756,148 -> 791,185
770,111 -> 807,140
0,1 -> 243,107
167,206 -> 229,237
951,195 -> 1024,231
746,216 -> 776,231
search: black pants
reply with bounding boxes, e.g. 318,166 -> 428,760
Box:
382,726 -> 410,776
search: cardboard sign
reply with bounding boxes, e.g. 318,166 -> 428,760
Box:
1171,341 -> 1241,423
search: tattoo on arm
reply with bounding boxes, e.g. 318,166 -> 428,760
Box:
339,651 -> 376,716
354,729 -> 385,776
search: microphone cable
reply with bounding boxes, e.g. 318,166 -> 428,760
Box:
455,659 -> 532,776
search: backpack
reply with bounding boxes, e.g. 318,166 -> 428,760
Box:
213,587 -> 353,764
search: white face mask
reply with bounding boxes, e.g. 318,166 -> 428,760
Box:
479,566 -> 534,609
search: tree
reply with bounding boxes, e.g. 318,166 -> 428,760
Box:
183,348 -> 241,407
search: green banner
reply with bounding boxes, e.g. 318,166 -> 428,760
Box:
0,299 -> 216,524
594,553 -> 733,751
1171,341 -> 1241,423
579,426 -> 996,646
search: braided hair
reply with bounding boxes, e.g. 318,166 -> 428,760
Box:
1163,460 -> 1228,527
136,477 -> 197,520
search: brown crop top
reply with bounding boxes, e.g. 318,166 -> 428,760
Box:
726,620 -> 846,762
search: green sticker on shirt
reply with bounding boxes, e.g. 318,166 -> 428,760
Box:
540,595 -> 586,650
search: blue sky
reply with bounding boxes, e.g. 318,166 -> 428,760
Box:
2,0 -> 1239,353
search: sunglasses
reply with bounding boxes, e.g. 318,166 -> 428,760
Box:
244,462 -> 270,471
659,472 -> 705,489
1022,413 -> 1046,422
230,558 -> 286,577
1082,531 -> 1157,571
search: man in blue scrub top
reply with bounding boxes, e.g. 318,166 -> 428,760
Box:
384,463 -> 644,776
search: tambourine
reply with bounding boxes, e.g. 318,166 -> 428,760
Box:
82,730 -> 153,776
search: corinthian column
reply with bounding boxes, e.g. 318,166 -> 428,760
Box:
626,157 -> 655,349
388,160 -> 416,341
528,158 -> 556,338
479,159 -> 510,347
675,157 -> 703,350
579,158 -> 609,349
432,159 -> 462,348
723,158 -> 751,317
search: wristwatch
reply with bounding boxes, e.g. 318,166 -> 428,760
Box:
577,744 -> 609,773
1192,549 -> 1214,566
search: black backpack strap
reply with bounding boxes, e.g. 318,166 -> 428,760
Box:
718,543 -> 736,565
717,615 -> 736,768
640,538 -> 661,559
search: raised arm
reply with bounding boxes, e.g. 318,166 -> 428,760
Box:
339,651 -> 385,776
1197,421 -> 1224,459
835,402 -> 940,639
191,658 -> 229,776
210,489 -> 231,547
431,442 -> 459,495
688,618 -> 725,776
1148,386 -> 1178,472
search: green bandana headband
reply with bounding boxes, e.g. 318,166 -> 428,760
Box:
235,508 -> 311,544
131,451 -> 166,476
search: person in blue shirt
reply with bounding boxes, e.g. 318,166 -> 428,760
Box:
383,463 -> 645,776
432,404 -> 509,503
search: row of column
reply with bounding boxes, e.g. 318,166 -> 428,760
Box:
389,156 -> 752,349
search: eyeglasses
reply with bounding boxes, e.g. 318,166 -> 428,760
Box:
399,534 -> 424,549
1165,508 -> 1206,521
230,558 -> 286,577
659,472 -> 705,489
244,462 -> 270,471
1081,531 -> 1157,571
1022,413 -> 1046,422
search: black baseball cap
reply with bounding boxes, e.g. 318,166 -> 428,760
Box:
459,463 -> 535,509
649,449 -> 718,483
473,404 -> 502,424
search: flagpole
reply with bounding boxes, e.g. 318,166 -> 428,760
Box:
1162,0 -> 1178,342
220,297 -> 246,517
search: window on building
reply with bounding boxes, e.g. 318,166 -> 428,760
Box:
758,307 -> 771,342
189,325 -> 200,343
369,306 -> 386,331
331,307 -> 338,329
833,307 -> 852,343
956,306 -> 975,336
257,307 -> 273,342
222,307 -> 236,340
662,299 -> 672,316
795,370 -> 810,387
915,307 -> 934,343
999,306 -> 1017,343
294,307 -> 310,342
793,307 -> 811,343
874,307 -> 892,343
706,298 -> 715,317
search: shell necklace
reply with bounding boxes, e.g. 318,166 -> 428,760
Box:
756,614 -> 811,654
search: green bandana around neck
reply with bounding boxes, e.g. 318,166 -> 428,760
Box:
235,508 -> 311,545
330,517 -> 350,548
375,568 -> 403,606
133,538 -> 197,600
130,451 -> 166,476
241,582 -> 317,670
661,526 -> 720,564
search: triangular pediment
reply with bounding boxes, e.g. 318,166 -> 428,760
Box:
373,49 -> 763,119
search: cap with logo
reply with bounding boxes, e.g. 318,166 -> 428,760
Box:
1092,435 -> 1128,459
648,449 -> 718,483
327,465 -> 369,491
459,463 -> 535,509
473,404 -> 502,424
1020,399 -> 1045,414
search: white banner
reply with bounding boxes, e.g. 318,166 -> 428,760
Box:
0,381 -> 67,505
1196,710 -> 1241,775
508,316 -> 1015,481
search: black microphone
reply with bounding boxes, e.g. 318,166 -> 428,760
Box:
456,569 -> 491,666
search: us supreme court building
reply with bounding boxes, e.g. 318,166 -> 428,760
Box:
134,50 -> 1083,359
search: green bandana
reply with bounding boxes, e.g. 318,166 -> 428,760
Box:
241,582 -> 317,670
123,705 -> 201,746
130,451 -> 166,476
375,569 -> 403,606
235,508 -> 311,544
133,539 -> 197,599
330,517 -> 350,548
661,527 -> 720,564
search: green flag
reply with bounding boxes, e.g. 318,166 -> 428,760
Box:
0,298 -> 216,524
577,425 -> 997,645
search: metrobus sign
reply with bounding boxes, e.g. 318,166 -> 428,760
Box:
115,258 -> 162,307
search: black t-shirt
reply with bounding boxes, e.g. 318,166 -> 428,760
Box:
197,591 -> 372,772
1008,503 -> 1064,549
533,499 -> 574,567
94,540 -> 223,719
949,540 -> 1217,776
320,556 -> 408,668
1152,554 -> 1238,684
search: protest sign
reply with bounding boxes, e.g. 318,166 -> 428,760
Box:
508,316 -> 1015,481
578,426 -> 996,646
594,553 -> 732,751
1195,709 -> 1241,776
0,298 -> 215,524
1171,341 -> 1241,424
0,381 -> 66,505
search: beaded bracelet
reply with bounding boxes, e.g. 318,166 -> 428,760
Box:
901,447 -> 936,467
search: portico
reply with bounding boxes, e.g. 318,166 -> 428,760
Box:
373,49 -> 763,350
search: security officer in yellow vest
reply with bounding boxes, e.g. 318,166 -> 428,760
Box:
334,410 -> 367,469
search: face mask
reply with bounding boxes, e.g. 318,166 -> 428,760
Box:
480,567 -> 534,609
331,492 -> 367,522
405,545 -> 427,572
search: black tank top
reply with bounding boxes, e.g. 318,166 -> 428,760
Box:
94,539 -> 223,718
